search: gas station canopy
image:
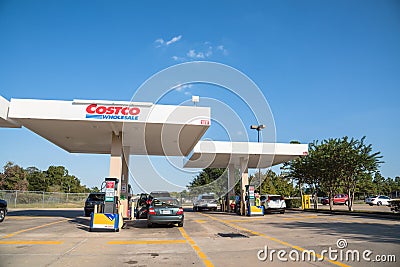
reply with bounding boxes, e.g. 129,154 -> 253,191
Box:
184,141 -> 309,168
2,98 -> 211,156
0,96 -> 308,167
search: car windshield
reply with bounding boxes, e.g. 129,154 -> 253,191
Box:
153,198 -> 179,207
150,192 -> 171,198
268,195 -> 282,201
87,194 -> 104,201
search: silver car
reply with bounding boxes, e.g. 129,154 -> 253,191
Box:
193,194 -> 218,211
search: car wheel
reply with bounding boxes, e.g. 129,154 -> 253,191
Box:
85,211 -> 91,217
280,211 -> 285,214
0,208 -> 5,222
193,206 -> 197,212
377,201 -> 382,206
178,222 -> 183,227
147,222 -> 153,228
368,203 -> 373,206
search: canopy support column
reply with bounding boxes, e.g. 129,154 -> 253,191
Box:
240,157 -> 249,216
109,131 -> 122,198
121,147 -> 130,200
227,163 -> 235,212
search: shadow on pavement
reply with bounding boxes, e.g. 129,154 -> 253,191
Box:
7,209 -> 83,218
267,219 -> 400,244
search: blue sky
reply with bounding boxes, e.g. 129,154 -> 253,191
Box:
0,0 -> 399,192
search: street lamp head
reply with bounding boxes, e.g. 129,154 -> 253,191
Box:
250,124 -> 266,130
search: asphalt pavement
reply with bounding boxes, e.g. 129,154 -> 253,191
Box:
0,207 -> 399,267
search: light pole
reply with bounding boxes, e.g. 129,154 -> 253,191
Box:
250,124 -> 266,194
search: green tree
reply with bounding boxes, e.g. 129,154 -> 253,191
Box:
26,167 -> 48,191
188,168 -> 228,197
0,162 -> 28,190
284,137 -> 382,211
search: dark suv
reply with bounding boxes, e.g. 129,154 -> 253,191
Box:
0,199 -> 7,223
84,192 -> 105,216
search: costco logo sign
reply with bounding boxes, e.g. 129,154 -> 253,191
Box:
85,104 -> 140,120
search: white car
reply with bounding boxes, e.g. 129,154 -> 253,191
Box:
261,194 -> 286,214
193,194 -> 218,211
365,195 -> 391,206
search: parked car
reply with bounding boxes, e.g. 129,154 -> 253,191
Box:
193,193 -> 218,211
135,193 -> 151,219
321,194 -> 349,205
147,197 -> 184,227
261,194 -> 286,214
84,192 -> 105,216
0,199 -> 7,223
365,195 -> 391,206
388,199 -> 400,213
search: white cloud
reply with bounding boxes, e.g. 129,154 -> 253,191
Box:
175,83 -> 193,92
154,35 -> 182,48
217,45 -> 229,55
187,49 -> 205,59
166,35 -> 182,45
172,55 -> 186,61
155,38 -> 164,45
206,46 -> 213,57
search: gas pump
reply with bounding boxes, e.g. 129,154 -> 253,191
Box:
104,177 -> 118,213
90,177 -> 123,232
246,185 -> 264,216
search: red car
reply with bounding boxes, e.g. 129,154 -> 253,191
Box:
321,194 -> 349,205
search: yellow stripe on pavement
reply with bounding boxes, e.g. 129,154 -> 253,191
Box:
201,213 -> 350,267
178,228 -> 214,267
108,240 -> 186,245
0,240 -> 63,245
2,219 -> 67,239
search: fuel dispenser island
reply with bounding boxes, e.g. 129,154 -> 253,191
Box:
246,185 -> 264,216
90,177 -> 124,232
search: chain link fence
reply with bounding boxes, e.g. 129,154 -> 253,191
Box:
0,190 -> 89,208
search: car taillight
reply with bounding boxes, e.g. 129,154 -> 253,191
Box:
177,208 -> 184,215
267,196 -> 271,201
146,200 -> 152,205
148,207 -> 156,215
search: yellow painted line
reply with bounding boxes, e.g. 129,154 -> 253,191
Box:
194,219 -> 207,224
7,216 -> 60,220
201,213 -> 349,267
2,219 -> 67,239
6,216 -> 37,220
178,228 -> 214,267
108,240 -> 186,245
0,240 -> 63,245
